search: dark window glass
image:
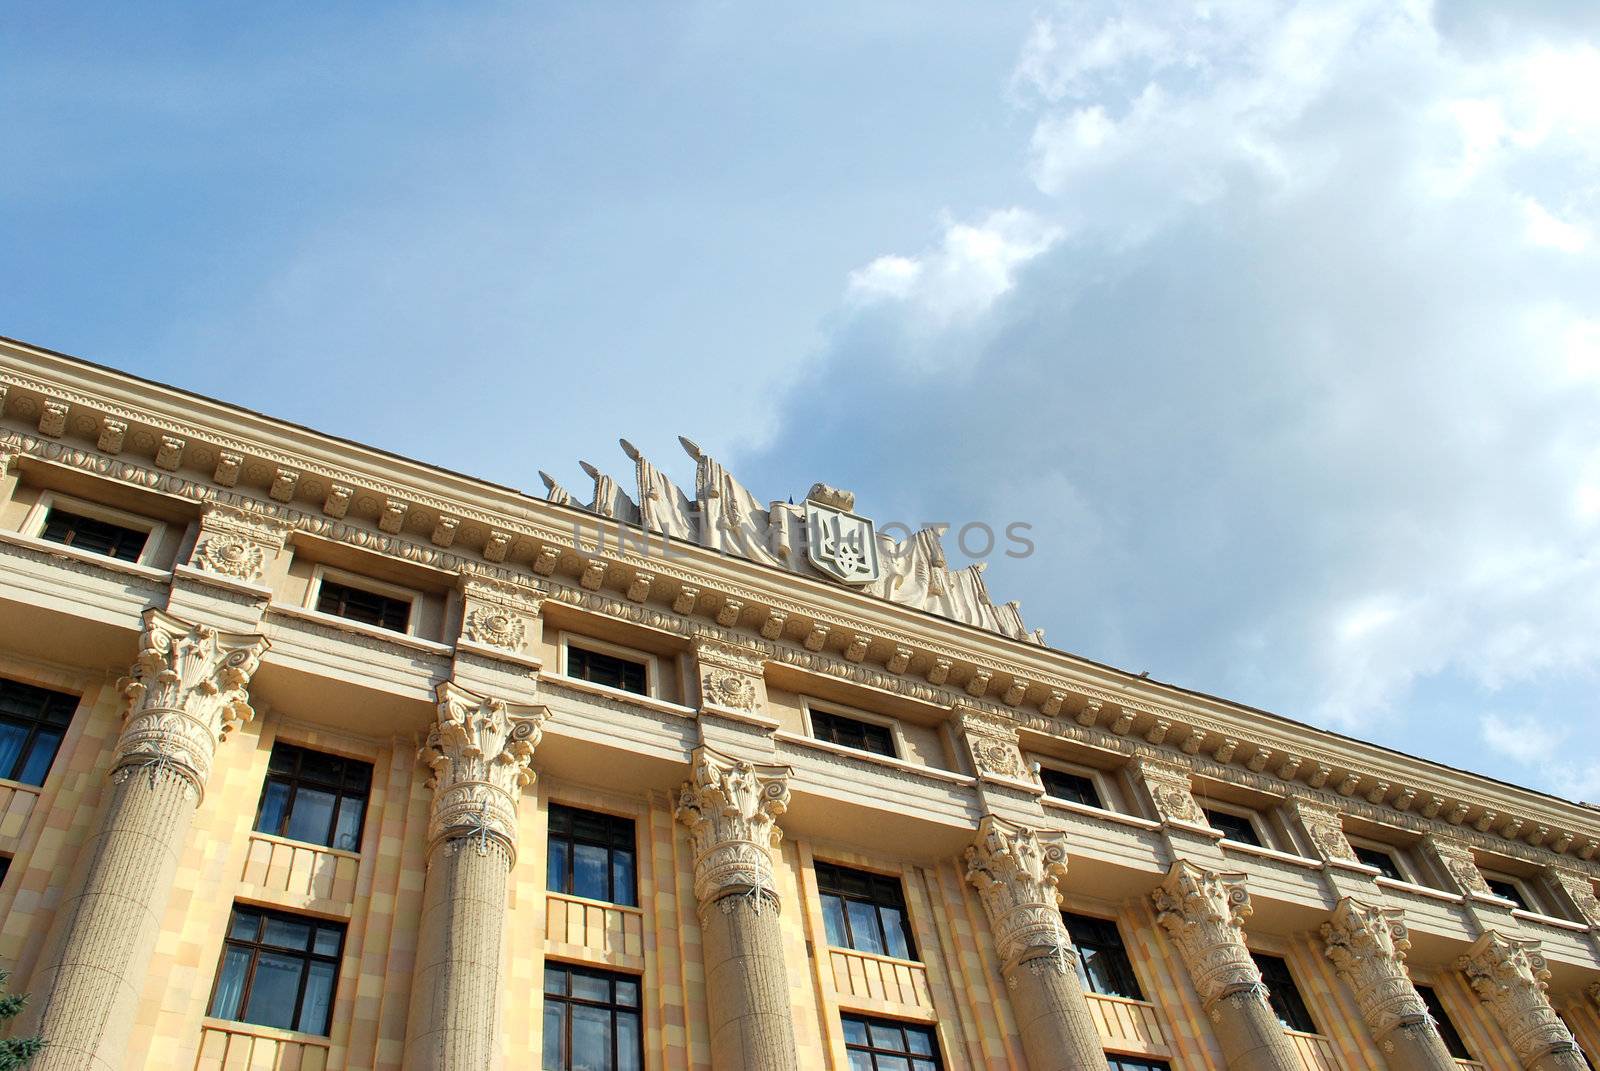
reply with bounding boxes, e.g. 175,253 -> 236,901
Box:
1040,768 -> 1102,808
208,905 -> 345,1035
252,743 -> 373,852
1415,985 -> 1471,1060
1253,953 -> 1318,1034
0,856 -> 9,885
841,1014 -> 942,1071
566,644 -> 648,695
1204,808 -> 1262,847
315,579 -> 411,632
547,804 -> 637,907
1354,845 -> 1405,881
1108,1061 -> 1173,1071
542,962 -> 642,1071
816,863 -> 916,961
0,678 -> 77,787
810,709 -> 896,758
40,508 -> 147,562
1484,877 -> 1529,910
1063,912 -> 1144,1000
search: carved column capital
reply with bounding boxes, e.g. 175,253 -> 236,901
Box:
693,638 -> 768,714
1289,797 -> 1357,864
1457,930 -> 1582,1065
1134,755 -> 1205,825
675,747 -> 791,906
1423,834 -> 1491,896
1151,860 -> 1262,1008
189,504 -> 293,585
113,609 -> 269,798
420,681 -> 548,862
1589,981 -> 1600,1013
964,815 -> 1073,968
1321,899 -> 1429,1041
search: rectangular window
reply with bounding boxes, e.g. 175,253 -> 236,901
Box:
208,905 -> 345,1036
1483,876 -> 1530,910
1040,768 -> 1103,808
39,507 -> 148,562
809,708 -> 896,758
1203,807 -> 1262,847
1062,912 -> 1144,1000
1253,953 -> 1318,1034
1108,1061 -> 1172,1071
841,1014 -> 942,1071
816,862 -> 916,961
542,963 -> 641,1071
566,644 -> 648,695
0,677 -> 77,787
0,856 -> 10,886
547,804 -> 637,907
1353,845 -> 1405,882
1414,985 -> 1472,1060
315,579 -> 411,632
253,743 -> 373,852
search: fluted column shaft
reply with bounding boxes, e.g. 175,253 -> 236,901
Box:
1322,898 -> 1456,1071
965,816 -> 1104,1070
676,747 -> 798,1071
1458,931 -> 1588,1071
31,611 -> 268,1071
1152,861 -> 1301,1071
403,683 -> 546,1071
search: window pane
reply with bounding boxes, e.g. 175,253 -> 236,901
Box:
573,844 -> 610,901
547,840 -> 570,895
543,1000 -> 566,1069
0,723 -> 28,781
611,850 -> 636,907
298,961 -> 336,1035
616,1011 -> 641,1071
869,1023 -> 904,1049
905,1028 -> 934,1056
16,729 -> 62,786
571,970 -> 611,1004
822,895 -> 850,948
255,780 -> 291,837
570,1004 -> 614,1071
298,750 -> 344,784
333,797 -> 365,852
209,946 -> 252,1020
228,911 -> 261,941
841,1016 -> 869,1047
313,926 -> 342,957
847,900 -> 886,954
262,916 -> 313,951
880,906 -> 911,960
284,787 -> 338,846
545,966 -> 568,996
877,1058 -> 910,1071
242,952 -> 305,1030
847,1055 -> 872,1071
614,979 -> 639,1008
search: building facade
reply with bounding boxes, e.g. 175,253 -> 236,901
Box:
0,334 -> 1596,1071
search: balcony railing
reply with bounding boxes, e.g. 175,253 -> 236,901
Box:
826,947 -> 934,1016
194,1018 -> 331,1071
1084,992 -> 1170,1057
238,833 -> 359,911
1286,1029 -> 1343,1071
544,891 -> 645,970
0,778 -> 41,851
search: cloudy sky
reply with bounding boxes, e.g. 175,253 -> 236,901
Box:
5,2 -> 1597,801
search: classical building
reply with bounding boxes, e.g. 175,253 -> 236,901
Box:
0,333 -> 1596,1071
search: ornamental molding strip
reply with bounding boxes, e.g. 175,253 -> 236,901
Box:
1321,899 -> 1430,1043
419,681 -> 548,860
112,609 -> 270,799
1456,931 -> 1582,1065
675,746 -> 791,908
1151,861 -> 1263,1011
964,815 -> 1074,970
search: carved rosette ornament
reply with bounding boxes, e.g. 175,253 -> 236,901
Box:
464,605 -> 526,651
1290,797 -> 1358,864
956,708 -> 1027,781
693,639 -> 767,714
420,682 -> 547,860
189,505 -> 291,585
1321,899 -> 1430,1043
1135,755 -> 1206,825
459,577 -> 542,654
675,747 -> 791,908
1457,931 -> 1582,1065
1151,861 -> 1263,1011
1425,834 -> 1492,896
112,609 -> 270,798
964,816 -> 1074,971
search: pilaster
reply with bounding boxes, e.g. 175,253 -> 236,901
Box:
1322,899 -> 1455,1069
451,575 -> 545,699
1133,754 -> 1226,864
1457,931 -> 1587,1070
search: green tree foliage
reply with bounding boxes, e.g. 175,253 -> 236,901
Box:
0,968 -> 41,1069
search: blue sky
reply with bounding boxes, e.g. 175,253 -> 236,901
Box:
4,2 -> 1598,801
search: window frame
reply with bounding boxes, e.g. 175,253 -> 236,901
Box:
546,802 -> 639,907
814,861 -> 919,962
0,675 -> 79,788
25,491 -> 163,566
801,698 -> 904,760
306,564 -> 418,635
1478,869 -> 1547,914
1251,952 -> 1319,1034
1347,836 -> 1418,884
252,741 -> 374,853
1061,910 -> 1145,1001
840,1012 -> 943,1071
1201,802 -> 1268,848
206,904 -> 346,1037
558,633 -> 658,698
1035,758 -> 1113,811
541,961 -> 643,1071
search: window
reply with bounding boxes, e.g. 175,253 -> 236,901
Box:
1040,767 -> 1102,809
542,963 -> 641,1071
565,643 -> 648,695
1062,912 -> 1144,1000
1203,807 -> 1262,847
1108,1061 -> 1172,1071
809,708 -> 895,758
816,862 -> 916,961
39,507 -> 148,562
1253,953 -> 1318,1034
254,743 -> 372,852
547,804 -> 637,907
0,678 -> 77,787
315,578 -> 411,632
841,1014 -> 942,1071
1353,845 -> 1405,882
208,905 -> 345,1036
1415,985 -> 1472,1060
0,856 -> 9,886
1483,875 -> 1531,910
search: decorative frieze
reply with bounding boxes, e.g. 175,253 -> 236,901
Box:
964,816 -> 1072,968
1151,861 -> 1262,1009
1321,899 -> 1429,1041
269,466 -> 299,502
38,401 -> 68,438
675,747 -> 791,906
1457,931 -> 1583,1065
419,682 -> 546,859
672,586 -> 699,614
1289,797 -> 1357,863
155,435 -> 184,471
97,417 -> 126,454
1135,755 -> 1205,825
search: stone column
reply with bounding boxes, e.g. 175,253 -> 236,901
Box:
1152,861 -> 1301,1071
675,747 -> 797,1071
964,815 -> 1105,1071
1457,931 -> 1588,1071
1322,898 -> 1456,1071
31,610 -> 268,1071
402,682 -> 547,1071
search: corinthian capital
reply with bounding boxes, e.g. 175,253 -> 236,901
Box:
1456,930 -> 1581,1065
964,816 -> 1072,968
1321,899 -> 1429,1041
1151,860 -> 1262,1008
675,747 -> 791,906
420,681 -> 548,860
113,609 -> 269,797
